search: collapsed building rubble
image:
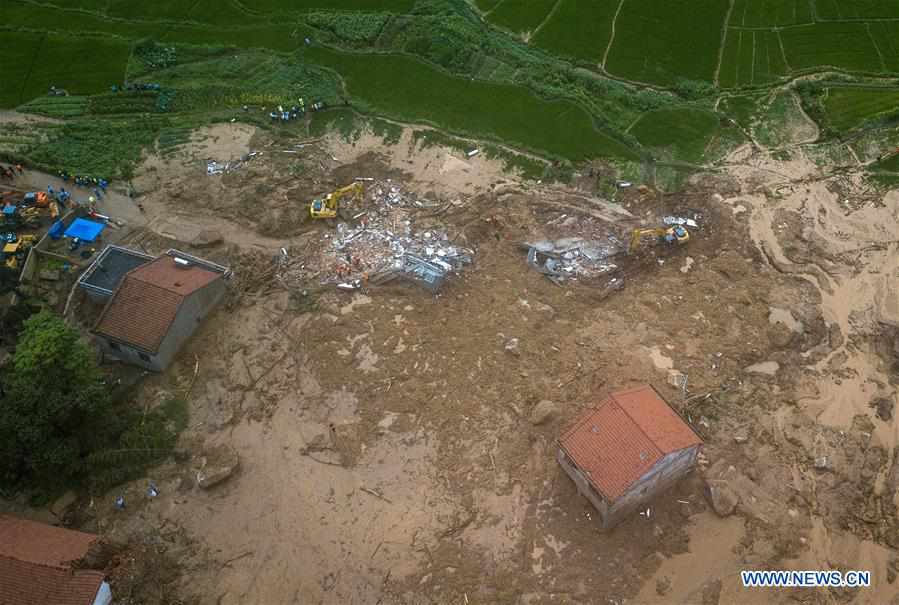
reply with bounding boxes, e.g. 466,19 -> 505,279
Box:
525,237 -> 622,284
206,152 -> 261,176
278,180 -> 474,292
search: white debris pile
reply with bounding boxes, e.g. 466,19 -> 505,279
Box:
279,180 -> 474,292
206,152 -> 261,176
525,237 -> 621,284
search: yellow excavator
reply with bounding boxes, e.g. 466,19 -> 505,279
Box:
309,182 -> 364,219
629,225 -> 690,254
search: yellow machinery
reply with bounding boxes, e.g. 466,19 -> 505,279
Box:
4,234 -> 35,270
309,182 -> 364,219
629,225 -> 690,254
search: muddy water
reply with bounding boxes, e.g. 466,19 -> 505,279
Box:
731,159 -> 899,450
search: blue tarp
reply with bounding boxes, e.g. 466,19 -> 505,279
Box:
2,205 -> 15,216
64,218 -> 106,242
48,220 -> 65,240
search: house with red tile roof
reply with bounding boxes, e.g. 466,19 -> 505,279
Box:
0,515 -> 112,605
557,385 -> 703,528
93,249 -> 229,371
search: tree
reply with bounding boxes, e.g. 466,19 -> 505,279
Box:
0,310 -> 124,491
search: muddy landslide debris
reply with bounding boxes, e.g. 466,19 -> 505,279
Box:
278,179 -> 473,292
529,400 -> 559,426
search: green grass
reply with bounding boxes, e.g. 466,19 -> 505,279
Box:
475,0 -> 502,10
18,96 -> 90,118
487,0 -> 557,34
823,87 -> 899,134
754,92 -> 805,147
144,49 -> 342,111
872,153 -> 899,173
237,0 -> 414,12
306,46 -> 639,160
22,117 -> 165,178
719,94 -> 762,130
630,107 -> 722,163
605,0 -> 729,86
531,0 -> 617,64
0,32 -> 131,109
780,23 -> 881,74
718,29 -> 789,88
868,21 -> 899,72
815,0 -> 899,20
28,35 -> 131,100
106,0 -> 258,25
729,0 -> 812,26
0,32 -> 46,107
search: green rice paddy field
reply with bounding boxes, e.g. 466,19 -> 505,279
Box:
305,47 -> 639,161
4,0 -> 899,172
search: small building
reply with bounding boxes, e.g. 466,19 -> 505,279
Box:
77,245 -> 154,302
557,384 -> 702,528
93,249 -> 229,371
0,515 -> 112,605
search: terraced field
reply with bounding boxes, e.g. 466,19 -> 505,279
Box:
629,107 -> 724,163
823,87 -> 899,133
306,47 -> 639,160
481,0 -> 899,89
4,0 -> 899,173
531,0 -> 619,64
486,0 -> 557,35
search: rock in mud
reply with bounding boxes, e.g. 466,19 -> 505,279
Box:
504,337 -> 520,356
196,445 -> 239,489
50,490 -> 78,517
706,481 -> 739,517
871,397 -> 894,422
529,400 -> 558,425
745,361 -> 779,376
733,428 -> 749,444
193,229 -> 223,248
767,323 -> 795,349
813,456 -> 831,471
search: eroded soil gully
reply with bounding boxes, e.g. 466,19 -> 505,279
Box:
726,150 -> 899,451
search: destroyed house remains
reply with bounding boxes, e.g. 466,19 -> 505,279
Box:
557,385 -> 702,528
93,250 -> 229,371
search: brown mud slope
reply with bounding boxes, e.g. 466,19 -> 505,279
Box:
34,126 -> 899,604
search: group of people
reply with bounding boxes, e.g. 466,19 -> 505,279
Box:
1,164 -> 24,180
46,185 -> 71,207
268,99 -> 306,122
56,171 -> 109,204
57,171 -> 108,190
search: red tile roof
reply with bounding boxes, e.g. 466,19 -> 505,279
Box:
0,516 -> 105,605
129,255 -> 220,296
94,255 -> 221,353
0,556 -> 105,605
559,385 -> 702,502
0,516 -> 97,568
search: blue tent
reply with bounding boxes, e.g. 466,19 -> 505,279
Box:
48,220 -> 65,240
63,218 -> 106,242
2,205 -> 16,216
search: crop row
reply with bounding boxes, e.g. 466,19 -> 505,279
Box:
304,46 -> 639,161
823,87 -> 899,133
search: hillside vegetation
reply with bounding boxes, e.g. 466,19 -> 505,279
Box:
2,0 -> 899,182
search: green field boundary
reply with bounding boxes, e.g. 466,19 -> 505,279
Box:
303,44 -> 644,162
